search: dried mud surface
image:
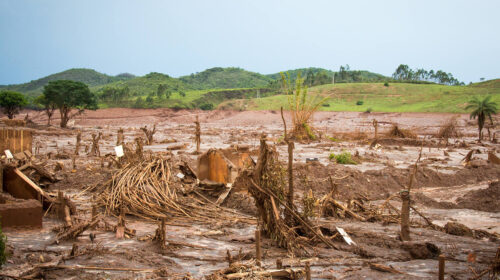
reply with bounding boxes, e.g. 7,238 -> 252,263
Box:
1,108 -> 499,279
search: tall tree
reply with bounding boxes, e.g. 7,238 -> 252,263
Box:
43,80 -> 97,128
0,90 -> 28,119
465,96 -> 497,142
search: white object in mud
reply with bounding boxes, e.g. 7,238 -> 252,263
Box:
176,173 -> 185,179
4,149 -> 13,159
114,145 -> 124,157
336,227 -> 356,246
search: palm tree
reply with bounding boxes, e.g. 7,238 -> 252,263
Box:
465,96 -> 497,142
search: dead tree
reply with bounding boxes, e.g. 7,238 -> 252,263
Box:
140,124 -> 156,145
194,116 -> 201,153
88,132 -> 102,157
75,130 -> 82,155
154,218 -> 167,249
281,107 -> 295,224
372,119 -> 379,139
135,137 -> 144,160
116,128 -> 124,145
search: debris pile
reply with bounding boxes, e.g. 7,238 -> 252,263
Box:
90,154 -> 240,223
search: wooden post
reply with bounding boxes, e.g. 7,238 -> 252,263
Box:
194,116 -> 201,154
75,130 -> 81,155
255,229 -> 261,267
372,119 -> 378,139
70,243 -> 79,256
72,156 -> 76,171
276,259 -> 282,269
286,139 -> 295,224
91,203 -> 97,220
0,163 -> 3,192
226,250 -> 233,265
89,133 -> 102,157
438,254 -> 445,280
305,261 -> 311,280
117,128 -> 124,145
57,190 -> 64,220
400,190 -> 410,241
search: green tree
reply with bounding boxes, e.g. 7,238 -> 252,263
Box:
133,96 -> 145,108
465,96 -> 497,142
0,90 -> 28,119
43,80 -> 97,128
34,94 -> 57,125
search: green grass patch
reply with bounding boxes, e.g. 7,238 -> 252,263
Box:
329,151 -> 357,164
242,82 -> 500,113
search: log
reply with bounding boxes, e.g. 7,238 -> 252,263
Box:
225,268 -> 304,279
369,263 -> 403,274
54,218 -> 100,243
330,199 -> 366,221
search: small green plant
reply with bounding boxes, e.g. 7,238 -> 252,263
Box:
329,151 -> 357,164
0,222 -> 7,268
321,103 -> 330,107
384,82 -> 389,87
356,100 -> 364,106
365,107 -> 373,113
199,103 -> 214,110
327,136 -> 340,142
304,123 -> 316,140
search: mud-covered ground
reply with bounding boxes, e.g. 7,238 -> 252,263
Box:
2,109 -> 499,279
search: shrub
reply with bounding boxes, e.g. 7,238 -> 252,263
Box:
133,96 -> 145,108
322,103 -> 330,107
199,103 -> 214,110
365,107 -> 373,113
356,100 -> 364,106
329,151 -> 357,164
384,82 -> 389,87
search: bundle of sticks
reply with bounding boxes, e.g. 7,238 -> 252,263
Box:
92,155 -> 243,223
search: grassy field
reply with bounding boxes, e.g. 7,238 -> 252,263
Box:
220,82 -> 500,113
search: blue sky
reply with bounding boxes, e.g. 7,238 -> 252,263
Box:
1,0 -> 499,84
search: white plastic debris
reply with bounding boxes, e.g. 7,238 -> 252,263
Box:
336,227 -> 356,246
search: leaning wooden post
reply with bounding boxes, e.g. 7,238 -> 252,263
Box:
305,261 -> 311,280
438,254 -> 445,280
255,229 -> 261,267
400,190 -> 410,241
400,145 -> 423,241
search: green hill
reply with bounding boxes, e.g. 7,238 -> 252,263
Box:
179,67 -> 273,90
266,67 -> 335,80
92,72 -> 185,96
470,79 -> 500,89
266,67 -> 387,82
2,68 -> 132,97
219,82 -> 500,113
